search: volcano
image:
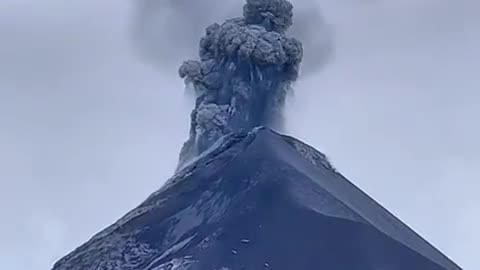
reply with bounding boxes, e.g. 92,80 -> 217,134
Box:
51,0 -> 462,269
52,128 -> 461,270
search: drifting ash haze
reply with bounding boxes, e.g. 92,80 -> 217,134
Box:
132,0 -> 333,77
52,1 -> 462,270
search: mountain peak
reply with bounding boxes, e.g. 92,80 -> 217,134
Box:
52,128 -> 461,270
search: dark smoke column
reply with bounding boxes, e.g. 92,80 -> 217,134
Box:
50,2 -> 463,269
178,0 -> 303,169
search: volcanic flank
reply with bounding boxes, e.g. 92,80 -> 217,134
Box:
51,1 -> 462,270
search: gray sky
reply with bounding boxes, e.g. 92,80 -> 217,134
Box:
0,0 -> 478,269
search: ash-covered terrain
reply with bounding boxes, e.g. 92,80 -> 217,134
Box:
52,0 -> 462,269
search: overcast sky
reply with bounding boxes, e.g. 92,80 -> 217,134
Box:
0,0 -> 478,269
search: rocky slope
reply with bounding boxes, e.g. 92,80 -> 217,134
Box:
52,128 -> 461,270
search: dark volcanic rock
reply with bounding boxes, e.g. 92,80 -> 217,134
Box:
52,127 -> 461,270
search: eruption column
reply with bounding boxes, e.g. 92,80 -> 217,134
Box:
177,0 -> 303,169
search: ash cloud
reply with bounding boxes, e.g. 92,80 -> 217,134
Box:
131,0 -> 333,77
175,0 -> 308,169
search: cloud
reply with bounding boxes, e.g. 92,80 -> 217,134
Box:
131,0 -> 333,76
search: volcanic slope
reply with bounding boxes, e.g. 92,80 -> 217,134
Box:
52,127 -> 462,270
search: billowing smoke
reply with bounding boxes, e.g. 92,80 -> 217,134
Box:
131,0 -> 333,77
176,0 -> 306,169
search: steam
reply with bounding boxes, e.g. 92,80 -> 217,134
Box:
131,0 -> 333,77
175,0 -> 308,169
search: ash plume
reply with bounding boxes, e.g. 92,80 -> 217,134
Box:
131,0 -> 333,77
176,0 -> 305,169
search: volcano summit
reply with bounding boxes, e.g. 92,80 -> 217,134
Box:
52,0 -> 462,269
